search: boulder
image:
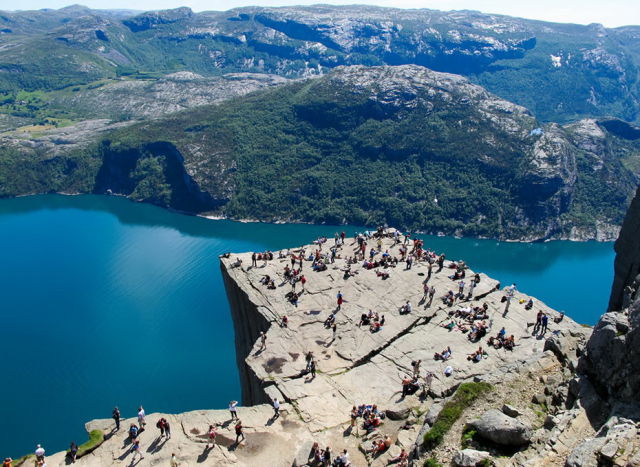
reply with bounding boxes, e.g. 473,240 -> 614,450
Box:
425,400 -> 445,426
386,407 -> 412,420
532,393 -> 547,405
469,409 -> 533,446
453,449 -> 491,467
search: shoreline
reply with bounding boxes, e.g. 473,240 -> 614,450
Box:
3,192 -> 620,243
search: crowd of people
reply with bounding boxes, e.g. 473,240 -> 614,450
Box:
7,228 -> 571,467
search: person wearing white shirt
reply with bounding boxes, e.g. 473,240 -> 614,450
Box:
137,406 -> 146,428
229,400 -> 238,420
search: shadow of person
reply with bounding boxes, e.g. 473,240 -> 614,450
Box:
343,425 -> 353,437
148,436 -> 168,454
197,445 -> 213,463
118,447 -> 132,461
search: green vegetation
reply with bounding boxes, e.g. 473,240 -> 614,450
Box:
72,429 -> 105,458
461,426 -> 478,448
423,382 -> 493,450
12,454 -> 34,466
423,458 -> 443,467
1,67 -> 637,239
93,72 -> 638,239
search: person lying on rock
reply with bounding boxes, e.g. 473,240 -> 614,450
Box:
434,346 -> 452,361
370,315 -> 384,333
359,311 -> 373,327
389,448 -> 409,466
363,414 -> 382,433
504,335 -> 515,351
376,270 -> 390,279
468,321 -> 488,342
467,346 -> 484,362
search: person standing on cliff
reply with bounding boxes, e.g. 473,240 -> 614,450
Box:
336,291 -> 343,311
229,400 -> 238,420
272,398 -> 280,419
130,438 -> 143,462
164,419 -> 171,439
234,420 -> 245,444
112,406 -> 121,431
170,453 -> 179,467
34,445 -> 45,461
138,406 -> 146,430
251,252 -> 257,267
541,313 -> 549,335
207,424 -> 217,448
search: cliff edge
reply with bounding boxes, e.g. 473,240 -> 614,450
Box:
39,225 -> 640,466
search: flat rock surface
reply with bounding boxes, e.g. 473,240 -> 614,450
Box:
44,230 -> 588,466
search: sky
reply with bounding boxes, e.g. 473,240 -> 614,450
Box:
5,0 -> 640,28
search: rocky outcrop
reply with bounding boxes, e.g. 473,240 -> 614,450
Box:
468,409 -> 533,446
40,227 -> 625,466
578,187 -> 640,409
608,186 -> 640,311
566,416 -> 640,467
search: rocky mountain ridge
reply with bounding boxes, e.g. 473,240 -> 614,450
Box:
1,5 -> 639,122
1,65 -> 638,240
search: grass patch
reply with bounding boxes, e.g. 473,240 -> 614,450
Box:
12,454 -> 34,466
74,429 -> 105,458
422,382 -> 493,450
461,427 -> 478,448
423,458 -> 442,467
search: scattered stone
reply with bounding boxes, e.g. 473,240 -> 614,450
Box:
532,393 -> 547,405
452,448 -> 491,467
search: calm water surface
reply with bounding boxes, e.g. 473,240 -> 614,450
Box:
0,195 -> 614,457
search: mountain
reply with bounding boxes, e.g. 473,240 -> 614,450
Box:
2,65 -> 638,240
0,5 -> 639,123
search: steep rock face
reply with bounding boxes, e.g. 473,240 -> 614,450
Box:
608,187 -> 640,311
581,188 -> 640,404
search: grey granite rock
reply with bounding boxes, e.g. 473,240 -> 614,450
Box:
469,409 -> 533,446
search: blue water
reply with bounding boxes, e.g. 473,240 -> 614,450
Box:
0,194 -> 614,457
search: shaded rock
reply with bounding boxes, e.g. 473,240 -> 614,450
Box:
453,448 -> 491,467
386,407 -> 412,420
501,404 -> 522,418
469,409 -> 533,446
532,393 -> 547,405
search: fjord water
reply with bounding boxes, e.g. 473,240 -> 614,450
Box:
0,195 -> 614,457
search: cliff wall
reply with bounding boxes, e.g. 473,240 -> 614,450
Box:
221,262 -> 271,406
582,186 -> 640,405
608,186 -> 640,311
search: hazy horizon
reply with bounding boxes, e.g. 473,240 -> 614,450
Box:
3,0 -> 639,28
